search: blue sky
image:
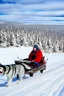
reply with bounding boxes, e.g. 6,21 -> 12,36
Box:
0,0 -> 64,24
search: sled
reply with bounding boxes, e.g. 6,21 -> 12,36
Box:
15,57 -> 47,77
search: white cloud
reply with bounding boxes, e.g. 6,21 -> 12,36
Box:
0,1 -> 64,24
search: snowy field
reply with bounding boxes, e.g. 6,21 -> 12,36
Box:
0,46 -> 64,96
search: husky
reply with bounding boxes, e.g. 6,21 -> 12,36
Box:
0,63 -> 25,87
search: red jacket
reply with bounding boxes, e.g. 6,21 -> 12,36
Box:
29,50 -> 43,63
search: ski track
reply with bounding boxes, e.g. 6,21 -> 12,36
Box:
0,60 -> 64,96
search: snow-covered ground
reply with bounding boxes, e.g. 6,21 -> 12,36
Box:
0,47 -> 64,96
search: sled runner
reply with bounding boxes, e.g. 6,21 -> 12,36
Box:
15,57 -> 47,77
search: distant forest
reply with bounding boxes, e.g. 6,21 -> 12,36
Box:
0,22 -> 64,52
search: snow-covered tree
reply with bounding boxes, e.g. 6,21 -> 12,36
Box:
0,23 -> 64,53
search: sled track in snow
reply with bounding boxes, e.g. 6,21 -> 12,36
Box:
0,60 -> 64,96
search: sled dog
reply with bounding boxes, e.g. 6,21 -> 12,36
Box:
0,63 -> 25,86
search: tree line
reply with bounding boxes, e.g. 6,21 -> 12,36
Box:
0,22 -> 64,52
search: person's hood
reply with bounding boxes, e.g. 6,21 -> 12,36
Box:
33,45 -> 39,50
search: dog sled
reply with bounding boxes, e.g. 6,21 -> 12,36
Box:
0,57 -> 47,86
15,57 -> 47,77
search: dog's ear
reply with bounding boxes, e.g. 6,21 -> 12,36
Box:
0,63 -> 2,66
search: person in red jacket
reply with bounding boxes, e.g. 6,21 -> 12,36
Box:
28,45 -> 43,66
